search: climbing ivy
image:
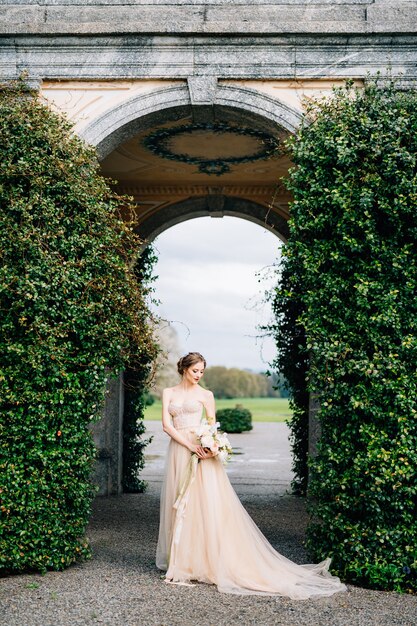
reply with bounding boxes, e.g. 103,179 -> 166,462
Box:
276,78 -> 417,591
268,258 -> 309,495
0,80 -> 158,574
123,245 -> 159,493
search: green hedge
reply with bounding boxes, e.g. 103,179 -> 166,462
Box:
217,406 -> 253,433
279,79 -> 417,592
0,81 -> 157,574
268,259 -> 309,495
122,246 -> 159,493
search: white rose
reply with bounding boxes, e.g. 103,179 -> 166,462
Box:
218,450 -> 229,464
201,435 -> 214,448
197,425 -> 210,438
219,435 -> 231,448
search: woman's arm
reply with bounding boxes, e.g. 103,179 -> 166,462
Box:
201,390 -> 217,458
203,390 -> 216,425
161,388 -> 207,458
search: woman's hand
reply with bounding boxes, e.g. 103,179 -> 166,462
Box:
189,444 -> 215,459
189,443 -> 206,458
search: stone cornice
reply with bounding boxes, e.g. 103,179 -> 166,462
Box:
1,2 -> 417,36
115,184 -> 285,197
115,184 -> 291,221
2,34 -> 417,83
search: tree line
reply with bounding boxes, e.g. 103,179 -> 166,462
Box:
202,366 -> 288,399
148,322 -> 289,400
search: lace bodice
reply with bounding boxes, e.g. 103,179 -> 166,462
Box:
168,400 -> 203,430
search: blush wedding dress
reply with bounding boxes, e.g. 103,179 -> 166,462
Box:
155,399 -> 347,599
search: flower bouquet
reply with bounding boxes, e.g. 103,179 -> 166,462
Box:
194,418 -> 233,464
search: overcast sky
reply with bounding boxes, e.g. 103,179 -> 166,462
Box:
150,216 -> 283,371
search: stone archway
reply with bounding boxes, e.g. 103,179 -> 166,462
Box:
79,82 -> 303,158
87,87 -> 298,495
137,196 -> 289,243
93,87 -> 298,243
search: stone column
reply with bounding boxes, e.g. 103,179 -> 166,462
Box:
89,373 -> 124,496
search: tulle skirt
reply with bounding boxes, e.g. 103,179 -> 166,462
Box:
155,428 -> 347,599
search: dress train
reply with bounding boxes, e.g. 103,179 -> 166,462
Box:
155,400 -> 347,599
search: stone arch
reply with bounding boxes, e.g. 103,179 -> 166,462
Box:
79,83 -> 303,159
138,196 -> 289,244
86,81 -> 297,495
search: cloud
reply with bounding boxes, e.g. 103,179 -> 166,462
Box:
151,216 -> 282,370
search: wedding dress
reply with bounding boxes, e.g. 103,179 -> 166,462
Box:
155,399 -> 347,599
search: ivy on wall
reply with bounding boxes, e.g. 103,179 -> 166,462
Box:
268,259 -> 309,495
123,245 -> 159,493
0,80 -> 158,574
273,79 -> 417,591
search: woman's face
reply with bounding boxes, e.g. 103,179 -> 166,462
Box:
184,361 -> 205,385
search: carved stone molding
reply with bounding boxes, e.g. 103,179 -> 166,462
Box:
134,195 -> 289,242
77,83 -> 303,157
116,185 -> 290,223
3,35 -> 417,85
206,194 -> 225,215
116,184 -> 284,198
187,76 -> 218,106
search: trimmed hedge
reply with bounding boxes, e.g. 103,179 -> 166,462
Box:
268,259 -> 309,495
217,406 -> 253,433
0,81 -> 157,574
123,245 -> 159,493
276,79 -> 417,592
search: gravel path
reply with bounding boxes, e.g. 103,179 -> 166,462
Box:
2,422 -> 416,626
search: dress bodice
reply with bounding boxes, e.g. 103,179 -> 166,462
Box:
168,400 -> 203,430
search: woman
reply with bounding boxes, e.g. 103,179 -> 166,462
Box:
155,352 -> 347,598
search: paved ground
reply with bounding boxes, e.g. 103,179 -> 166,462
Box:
2,422 -> 417,626
141,420 -> 294,497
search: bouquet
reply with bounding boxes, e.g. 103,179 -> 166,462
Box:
193,419 -> 233,464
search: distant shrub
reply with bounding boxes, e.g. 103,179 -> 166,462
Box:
217,406 -> 253,433
143,390 -> 156,406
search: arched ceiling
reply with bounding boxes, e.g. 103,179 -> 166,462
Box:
100,112 -> 293,241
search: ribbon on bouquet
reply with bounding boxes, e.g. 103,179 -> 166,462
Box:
171,453 -> 199,548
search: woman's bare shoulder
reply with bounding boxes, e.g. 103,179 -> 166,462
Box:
201,387 -> 214,401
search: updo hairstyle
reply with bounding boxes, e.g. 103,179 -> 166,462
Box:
177,352 -> 207,376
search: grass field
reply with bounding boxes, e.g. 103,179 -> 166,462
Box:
144,397 -> 292,423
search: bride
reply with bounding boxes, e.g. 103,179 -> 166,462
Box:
155,351 -> 347,598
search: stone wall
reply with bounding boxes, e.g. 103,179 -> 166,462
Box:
88,374 -> 124,496
1,1 -> 417,37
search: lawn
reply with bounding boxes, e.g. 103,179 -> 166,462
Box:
144,397 -> 292,423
